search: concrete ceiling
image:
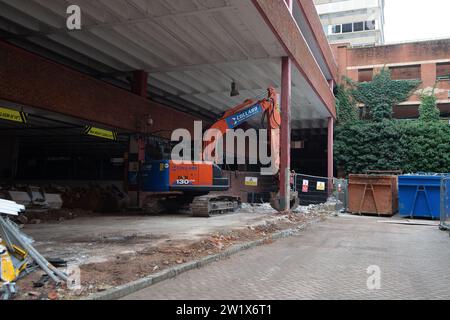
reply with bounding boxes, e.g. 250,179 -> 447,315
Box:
0,0 -> 332,128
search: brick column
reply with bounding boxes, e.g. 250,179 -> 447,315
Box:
279,0 -> 293,211
327,117 -> 334,195
128,70 -> 148,206
131,70 -> 148,98
280,56 -> 292,211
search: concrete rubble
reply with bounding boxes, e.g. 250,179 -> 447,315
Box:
0,184 -> 130,224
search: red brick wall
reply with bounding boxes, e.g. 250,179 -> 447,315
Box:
345,39 -> 450,67
332,39 -> 450,116
0,40 -> 199,137
390,65 -> 421,80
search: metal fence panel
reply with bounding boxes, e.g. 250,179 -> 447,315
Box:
294,174 -> 348,211
440,176 -> 450,231
333,178 -> 348,212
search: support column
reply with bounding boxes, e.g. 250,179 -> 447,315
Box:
327,116 -> 334,188
278,0 -> 294,212
131,70 -> 148,98
280,56 -> 292,211
128,70 -> 148,207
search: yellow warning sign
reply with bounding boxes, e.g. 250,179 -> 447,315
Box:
316,181 -> 326,191
245,177 -> 258,187
84,126 -> 118,141
0,107 -> 27,123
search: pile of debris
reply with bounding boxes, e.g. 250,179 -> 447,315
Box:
1,185 -> 63,210
61,184 -> 129,212
0,183 -> 129,219
0,199 -> 70,300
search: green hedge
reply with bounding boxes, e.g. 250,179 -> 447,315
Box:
335,120 -> 450,175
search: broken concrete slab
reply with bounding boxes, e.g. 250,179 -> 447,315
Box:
44,194 -> 63,210
7,191 -> 32,207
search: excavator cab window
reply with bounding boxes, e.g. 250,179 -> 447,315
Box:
144,137 -> 172,161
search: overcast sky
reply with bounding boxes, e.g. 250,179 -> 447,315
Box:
384,0 -> 450,43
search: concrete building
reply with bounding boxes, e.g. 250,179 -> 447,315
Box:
0,0 -> 338,210
314,0 -> 385,46
333,38 -> 450,119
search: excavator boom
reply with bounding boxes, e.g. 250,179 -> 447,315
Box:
203,88 -> 281,174
141,88 -> 298,217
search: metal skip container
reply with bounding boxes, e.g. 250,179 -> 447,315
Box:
348,174 -> 398,216
398,174 -> 449,220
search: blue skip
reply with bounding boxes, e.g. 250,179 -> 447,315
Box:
399,174 -> 449,220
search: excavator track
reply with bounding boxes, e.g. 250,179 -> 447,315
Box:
191,195 -> 241,217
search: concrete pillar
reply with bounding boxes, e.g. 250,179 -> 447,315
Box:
128,70 -> 148,206
335,45 -> 349,84
127,136 -> 140,207
131,70 -> 148,98
280,56 -> 292,211
327,117 -> 334,192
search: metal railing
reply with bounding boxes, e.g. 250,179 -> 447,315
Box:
294,174 -> 348,211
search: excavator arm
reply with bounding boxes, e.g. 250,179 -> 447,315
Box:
144,88 -> 297,217
202,87 -> 299,212
203,88 -> 281,174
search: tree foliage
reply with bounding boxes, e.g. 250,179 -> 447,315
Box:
335,84 -> 358,125
335,120 -> 450,174
348,68 -> 420,121
419,93 -> 440,122
334,70 -> 449,175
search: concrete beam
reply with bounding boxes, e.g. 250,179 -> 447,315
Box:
253,0 -> 336,119
296,0 -> 339,83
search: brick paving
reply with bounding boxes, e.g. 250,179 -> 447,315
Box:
123,215 -> 450,300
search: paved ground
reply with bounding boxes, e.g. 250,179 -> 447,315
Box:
123,215 -> 450,300
24,208 -> 277,264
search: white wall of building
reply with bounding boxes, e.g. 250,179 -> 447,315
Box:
314,0 -> 385,46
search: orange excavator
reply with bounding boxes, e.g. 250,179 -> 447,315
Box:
141,88 -> 299,217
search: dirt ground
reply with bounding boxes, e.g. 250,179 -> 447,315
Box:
10,204 -> 334,300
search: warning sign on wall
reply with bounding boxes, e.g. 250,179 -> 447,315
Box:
316,181 -> 326,191
84,126 -> 118,141
0,107 -> 27,124
302,180 -> 309,193
245,177 -> 258,187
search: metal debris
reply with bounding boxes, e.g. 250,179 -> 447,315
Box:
0,199 -> 69,300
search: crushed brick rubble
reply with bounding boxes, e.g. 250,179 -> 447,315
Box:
13,202 -> 336,300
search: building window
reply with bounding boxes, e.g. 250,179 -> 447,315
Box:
358,68 -> 374,82
390,65 -> 421,80
342,23 -> 353,33
331,24 -> 341,34
330,20 -> 377,36
354,22 -> 364,32
437,62 -> 450,80
365,20 -> 376,31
